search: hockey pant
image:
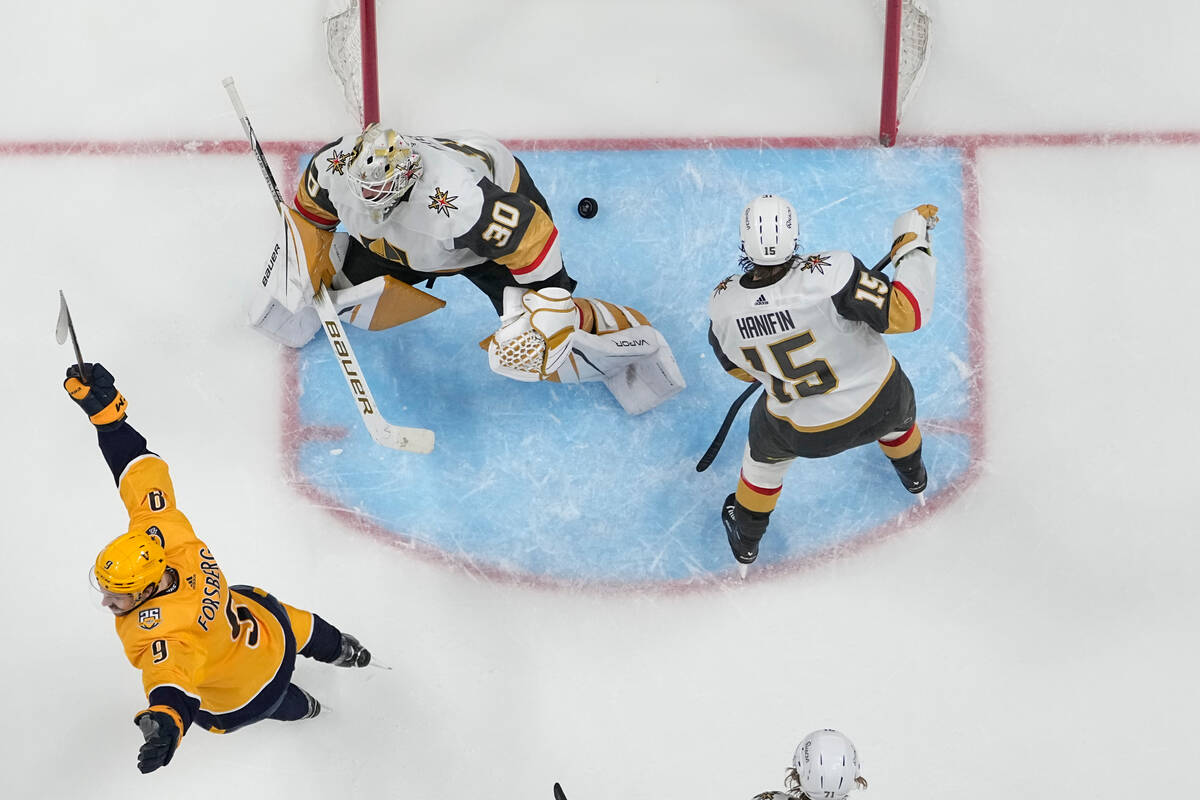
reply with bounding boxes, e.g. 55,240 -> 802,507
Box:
734,363 -> 919,514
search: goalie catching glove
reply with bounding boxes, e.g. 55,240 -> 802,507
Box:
486,288 -> 686,414
488,286 -> 578,381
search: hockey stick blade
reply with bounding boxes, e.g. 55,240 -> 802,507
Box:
696,382 -> 760,472
314,288 -> 434,454
56,290 -> 86,377
553,783 -> 568,800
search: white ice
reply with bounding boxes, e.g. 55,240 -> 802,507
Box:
3,2 -> 1199,798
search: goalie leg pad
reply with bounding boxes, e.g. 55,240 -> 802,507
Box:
330,275 -> 446,331
247,289 -> 322,348
557,326 -> 686,414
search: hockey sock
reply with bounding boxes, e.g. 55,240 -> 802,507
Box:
267,684 -> 316,721
298,614 -> 344,663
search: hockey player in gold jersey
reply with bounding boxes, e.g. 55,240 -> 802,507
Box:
707,195 -> 938,567
247,124 -> 685,415
65,362 -> 373,773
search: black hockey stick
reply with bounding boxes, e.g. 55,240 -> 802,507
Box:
695,381 -> 760,472
553,783 -> 568,800
695,250 -> 895,473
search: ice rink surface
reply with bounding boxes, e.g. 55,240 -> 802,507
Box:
3,2 -> 1199,798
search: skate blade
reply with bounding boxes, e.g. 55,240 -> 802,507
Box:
368,659 -> 393,671
916,491 -> 927,507
737,562 -> 749,580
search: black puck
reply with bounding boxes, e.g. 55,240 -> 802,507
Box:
577,197 -> 598,218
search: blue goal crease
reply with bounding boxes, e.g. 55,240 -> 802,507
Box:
292,145 -> 972,584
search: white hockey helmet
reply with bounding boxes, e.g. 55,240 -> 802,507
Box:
346,124 -> 423,217
792,729 -> 865,799
740,194 -> 797,266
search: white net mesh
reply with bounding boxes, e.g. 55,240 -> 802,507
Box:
324,0 -> 363,122
897,0 -> 932,122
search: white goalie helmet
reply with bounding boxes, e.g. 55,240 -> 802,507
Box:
346,124 -> 423,217
740,194 -> 797,266
792,729 -> 865,799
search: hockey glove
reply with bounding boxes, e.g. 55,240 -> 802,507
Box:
64,363 -> 127,429
133,708 -> 182,774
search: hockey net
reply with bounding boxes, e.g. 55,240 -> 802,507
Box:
327,0 -> 929,145
879,0 -> 932,146
324,0 -> 379,126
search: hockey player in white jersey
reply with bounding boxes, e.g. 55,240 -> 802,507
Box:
752,729 -> 868,800
248,124 -> 684,415
708,195 -> 937,566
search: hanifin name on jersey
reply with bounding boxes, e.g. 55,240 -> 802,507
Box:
735,310 -> 796,339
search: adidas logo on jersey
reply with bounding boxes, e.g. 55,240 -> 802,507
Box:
754,294 -> 769,306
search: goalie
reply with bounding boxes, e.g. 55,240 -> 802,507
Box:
248,125 -> 684,415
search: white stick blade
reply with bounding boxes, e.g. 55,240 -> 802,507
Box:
377,423 -> 435,454
56,290 -> 70,345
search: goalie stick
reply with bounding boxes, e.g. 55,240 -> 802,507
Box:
695,252 -> 895,472
222,77 -> 434,454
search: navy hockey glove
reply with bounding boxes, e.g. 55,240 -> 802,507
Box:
133,708 -> 181,774
64,362 -> 127,429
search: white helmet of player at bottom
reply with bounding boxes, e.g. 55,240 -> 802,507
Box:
792,729 -> 865,799
740,194 -> 798,266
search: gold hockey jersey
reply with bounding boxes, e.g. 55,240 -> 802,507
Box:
294,131 -> 564,284
707,250 -> 935,431
111,455 -> 306,728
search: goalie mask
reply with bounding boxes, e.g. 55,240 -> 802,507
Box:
740,194 -> 798,267
346,124 -> 423,218
791,729 -> 866,799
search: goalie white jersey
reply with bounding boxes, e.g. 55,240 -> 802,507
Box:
707,249 -> 933,431
295,131 -> 563,284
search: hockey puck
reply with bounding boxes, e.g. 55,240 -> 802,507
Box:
577,197 -> 598,218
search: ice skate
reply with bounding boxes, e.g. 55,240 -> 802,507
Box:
297,687 -> 321,720
889,448 -> 927,495
332,633 -> 372,668
721,493 -> 759,571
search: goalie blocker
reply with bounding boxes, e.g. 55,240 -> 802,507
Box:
485,287 -> 686,415
248,204 -> 445,347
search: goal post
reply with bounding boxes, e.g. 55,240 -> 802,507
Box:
879,0 -> 933,147
325,0 -> 930,145
324,0 -> 379,126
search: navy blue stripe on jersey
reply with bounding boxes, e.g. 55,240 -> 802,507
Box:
194,586 -> 297,734
831,256 -> 892,333
96,422 -> 153,485
147,684 -> 201,735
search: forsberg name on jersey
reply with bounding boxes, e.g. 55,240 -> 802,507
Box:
196,547 -> 223,632
735,310 -> 796,339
